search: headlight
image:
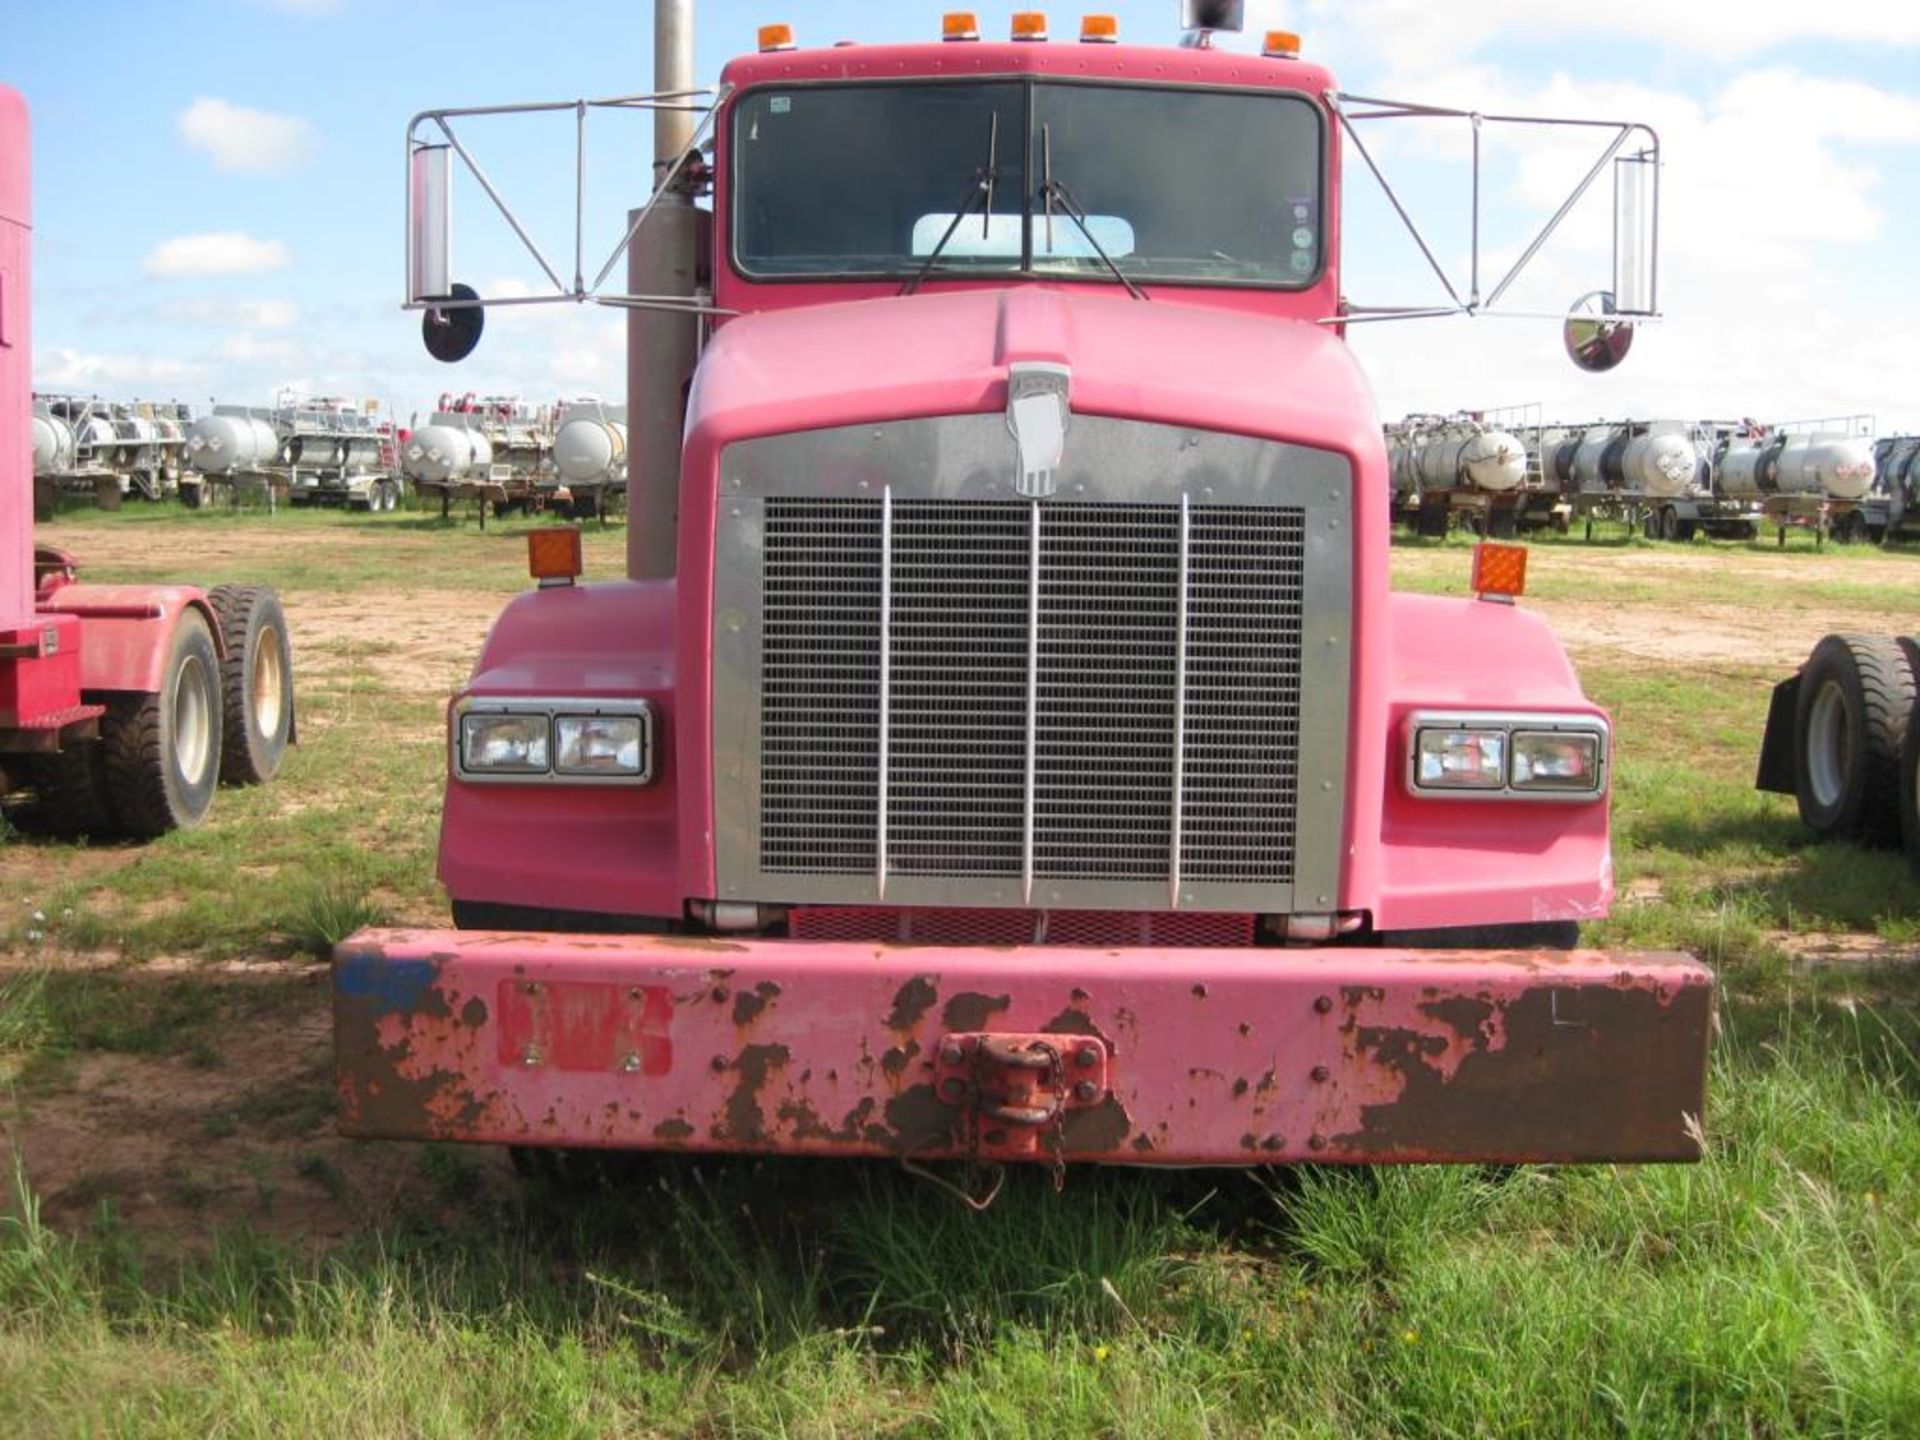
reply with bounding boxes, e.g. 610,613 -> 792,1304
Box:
1415,728 -> 1506,789
453,698 -> 655,785
460,713 -> 549,773
555,713 -> 648,777
1406,711 -> 1608,802
1510,730 -> 1603,793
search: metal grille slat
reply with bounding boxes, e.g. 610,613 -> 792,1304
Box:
758,497 -> 1304,889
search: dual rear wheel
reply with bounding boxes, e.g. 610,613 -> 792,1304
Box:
29,586 -> 294,839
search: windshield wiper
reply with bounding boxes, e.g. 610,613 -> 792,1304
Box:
901,112 -> 1000,297
1037,122 -> 1146,302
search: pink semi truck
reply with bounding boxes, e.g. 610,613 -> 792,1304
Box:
335,5 -> 1713,1170
1,87 -> 294,838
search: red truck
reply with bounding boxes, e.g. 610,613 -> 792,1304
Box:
335,4 -> 1712,1172
1,86 -> 294,840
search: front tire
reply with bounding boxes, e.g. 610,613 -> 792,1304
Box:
1793,634 -> 1915,845
102,609 -> 223,838
208,585 -> 295,786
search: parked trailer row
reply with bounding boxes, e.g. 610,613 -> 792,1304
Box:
404,394 -> 627,523
1397,412 -> 1910,545
31,397 -> 191,512
1758,634 -> 1920,879
185,399 -> 402,512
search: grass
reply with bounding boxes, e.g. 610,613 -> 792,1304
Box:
3,991 -> 1917,1436
3,503 -> 1919,1435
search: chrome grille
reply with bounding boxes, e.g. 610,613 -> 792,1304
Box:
758,496 -> 1305,890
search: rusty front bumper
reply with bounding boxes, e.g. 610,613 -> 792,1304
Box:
333,930 -> 1714,1164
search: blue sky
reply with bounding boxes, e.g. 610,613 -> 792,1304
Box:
11,0 -> 1920,432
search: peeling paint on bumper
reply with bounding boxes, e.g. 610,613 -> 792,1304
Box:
333,929 -> 1713,1165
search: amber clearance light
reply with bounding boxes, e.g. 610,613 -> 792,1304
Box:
1011,11 -> 1050,41
757,22 -> 797,52
943,11 -> 981,40
1470,541 -> 1528,600
529,527 -> 584,587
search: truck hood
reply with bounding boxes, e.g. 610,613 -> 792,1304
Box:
686,286 -> 1380,459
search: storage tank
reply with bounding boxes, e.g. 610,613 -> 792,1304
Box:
553,410 -> 629,487
186,412 -> 280,475
1413,425 -> 1527,494
31,408 -> 74,476
1620,429 -> 1705,498
1776,434 -> 1877,501
1566,421 -> 1704,497
69,409 -> 117,466
402,417 -> 494,485
1717,433 -> 1875,500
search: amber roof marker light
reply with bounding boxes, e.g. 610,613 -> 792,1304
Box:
1263,29 -> 1302,58
757,23 -> 796,52
529,527 -> 585,588
1011,12 -> 1050,41
942,11 -> 981,41
1470,541 -> 1528,604
1081,15 -> 1119,43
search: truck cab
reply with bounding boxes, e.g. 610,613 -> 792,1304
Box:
338,10 -> 1712,1171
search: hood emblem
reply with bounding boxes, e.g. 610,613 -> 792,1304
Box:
1006,361 -> 1072,500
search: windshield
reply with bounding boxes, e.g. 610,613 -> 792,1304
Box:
732,80 -> 1323,288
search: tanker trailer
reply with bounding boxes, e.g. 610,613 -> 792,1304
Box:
1389,416 -> 1532,537
182,407 -> 282,508
280,399 -> 400,512
402,412 -> 496,519
333,6 -> 1715,1176
33,397 -> 123,511
549,401 -> 628,520
111,404 -> 187,501
1715,424 -> 1885,545
1,84 -> 295,841
1876,435 -> 1920,543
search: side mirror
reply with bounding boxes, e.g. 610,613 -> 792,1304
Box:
1564,291 -> 1633,373
423,282 -> 485,364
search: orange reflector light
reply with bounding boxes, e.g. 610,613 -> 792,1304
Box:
1471,541 -> 1528,599
529,527 -> 584,585
757,22 -> 796,51
1011,11 -> 1049,40
1263,28 -> 1302,57
942,10 -> 980,40
1081,14 -> 1119,41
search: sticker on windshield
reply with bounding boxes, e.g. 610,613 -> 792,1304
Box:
1291,227 -> 1314,250
770,96 -> 792,115
1289,251 -> 1314,274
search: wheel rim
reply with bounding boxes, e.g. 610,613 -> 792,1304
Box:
252,627 -> 286,739
1807,679 -> 1853,810
175,654 -> 213,783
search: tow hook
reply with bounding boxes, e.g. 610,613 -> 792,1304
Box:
932,1033 -> 1110,1155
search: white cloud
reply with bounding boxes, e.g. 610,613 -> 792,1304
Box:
152,297 -> 301,329
178,97 -> 317,175
36,348 -> 208,391
143,233 -> 291,278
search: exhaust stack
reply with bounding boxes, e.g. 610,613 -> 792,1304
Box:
627,0 -> 701,580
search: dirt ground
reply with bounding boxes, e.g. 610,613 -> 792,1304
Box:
3,522 -> 1915,1249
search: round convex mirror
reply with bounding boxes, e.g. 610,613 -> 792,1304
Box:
1564,290 -> 1634,373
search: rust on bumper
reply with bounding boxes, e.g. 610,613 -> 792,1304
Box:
333,930 -> 1714,1165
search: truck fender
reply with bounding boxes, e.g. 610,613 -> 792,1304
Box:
37,583 -> 226,695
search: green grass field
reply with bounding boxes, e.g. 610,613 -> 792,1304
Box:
3,507 -> 1918,1437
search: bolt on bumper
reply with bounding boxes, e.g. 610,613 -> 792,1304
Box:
333,929 -> 1713,1165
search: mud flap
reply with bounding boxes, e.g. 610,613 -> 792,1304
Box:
1755,673 -> 1800,795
